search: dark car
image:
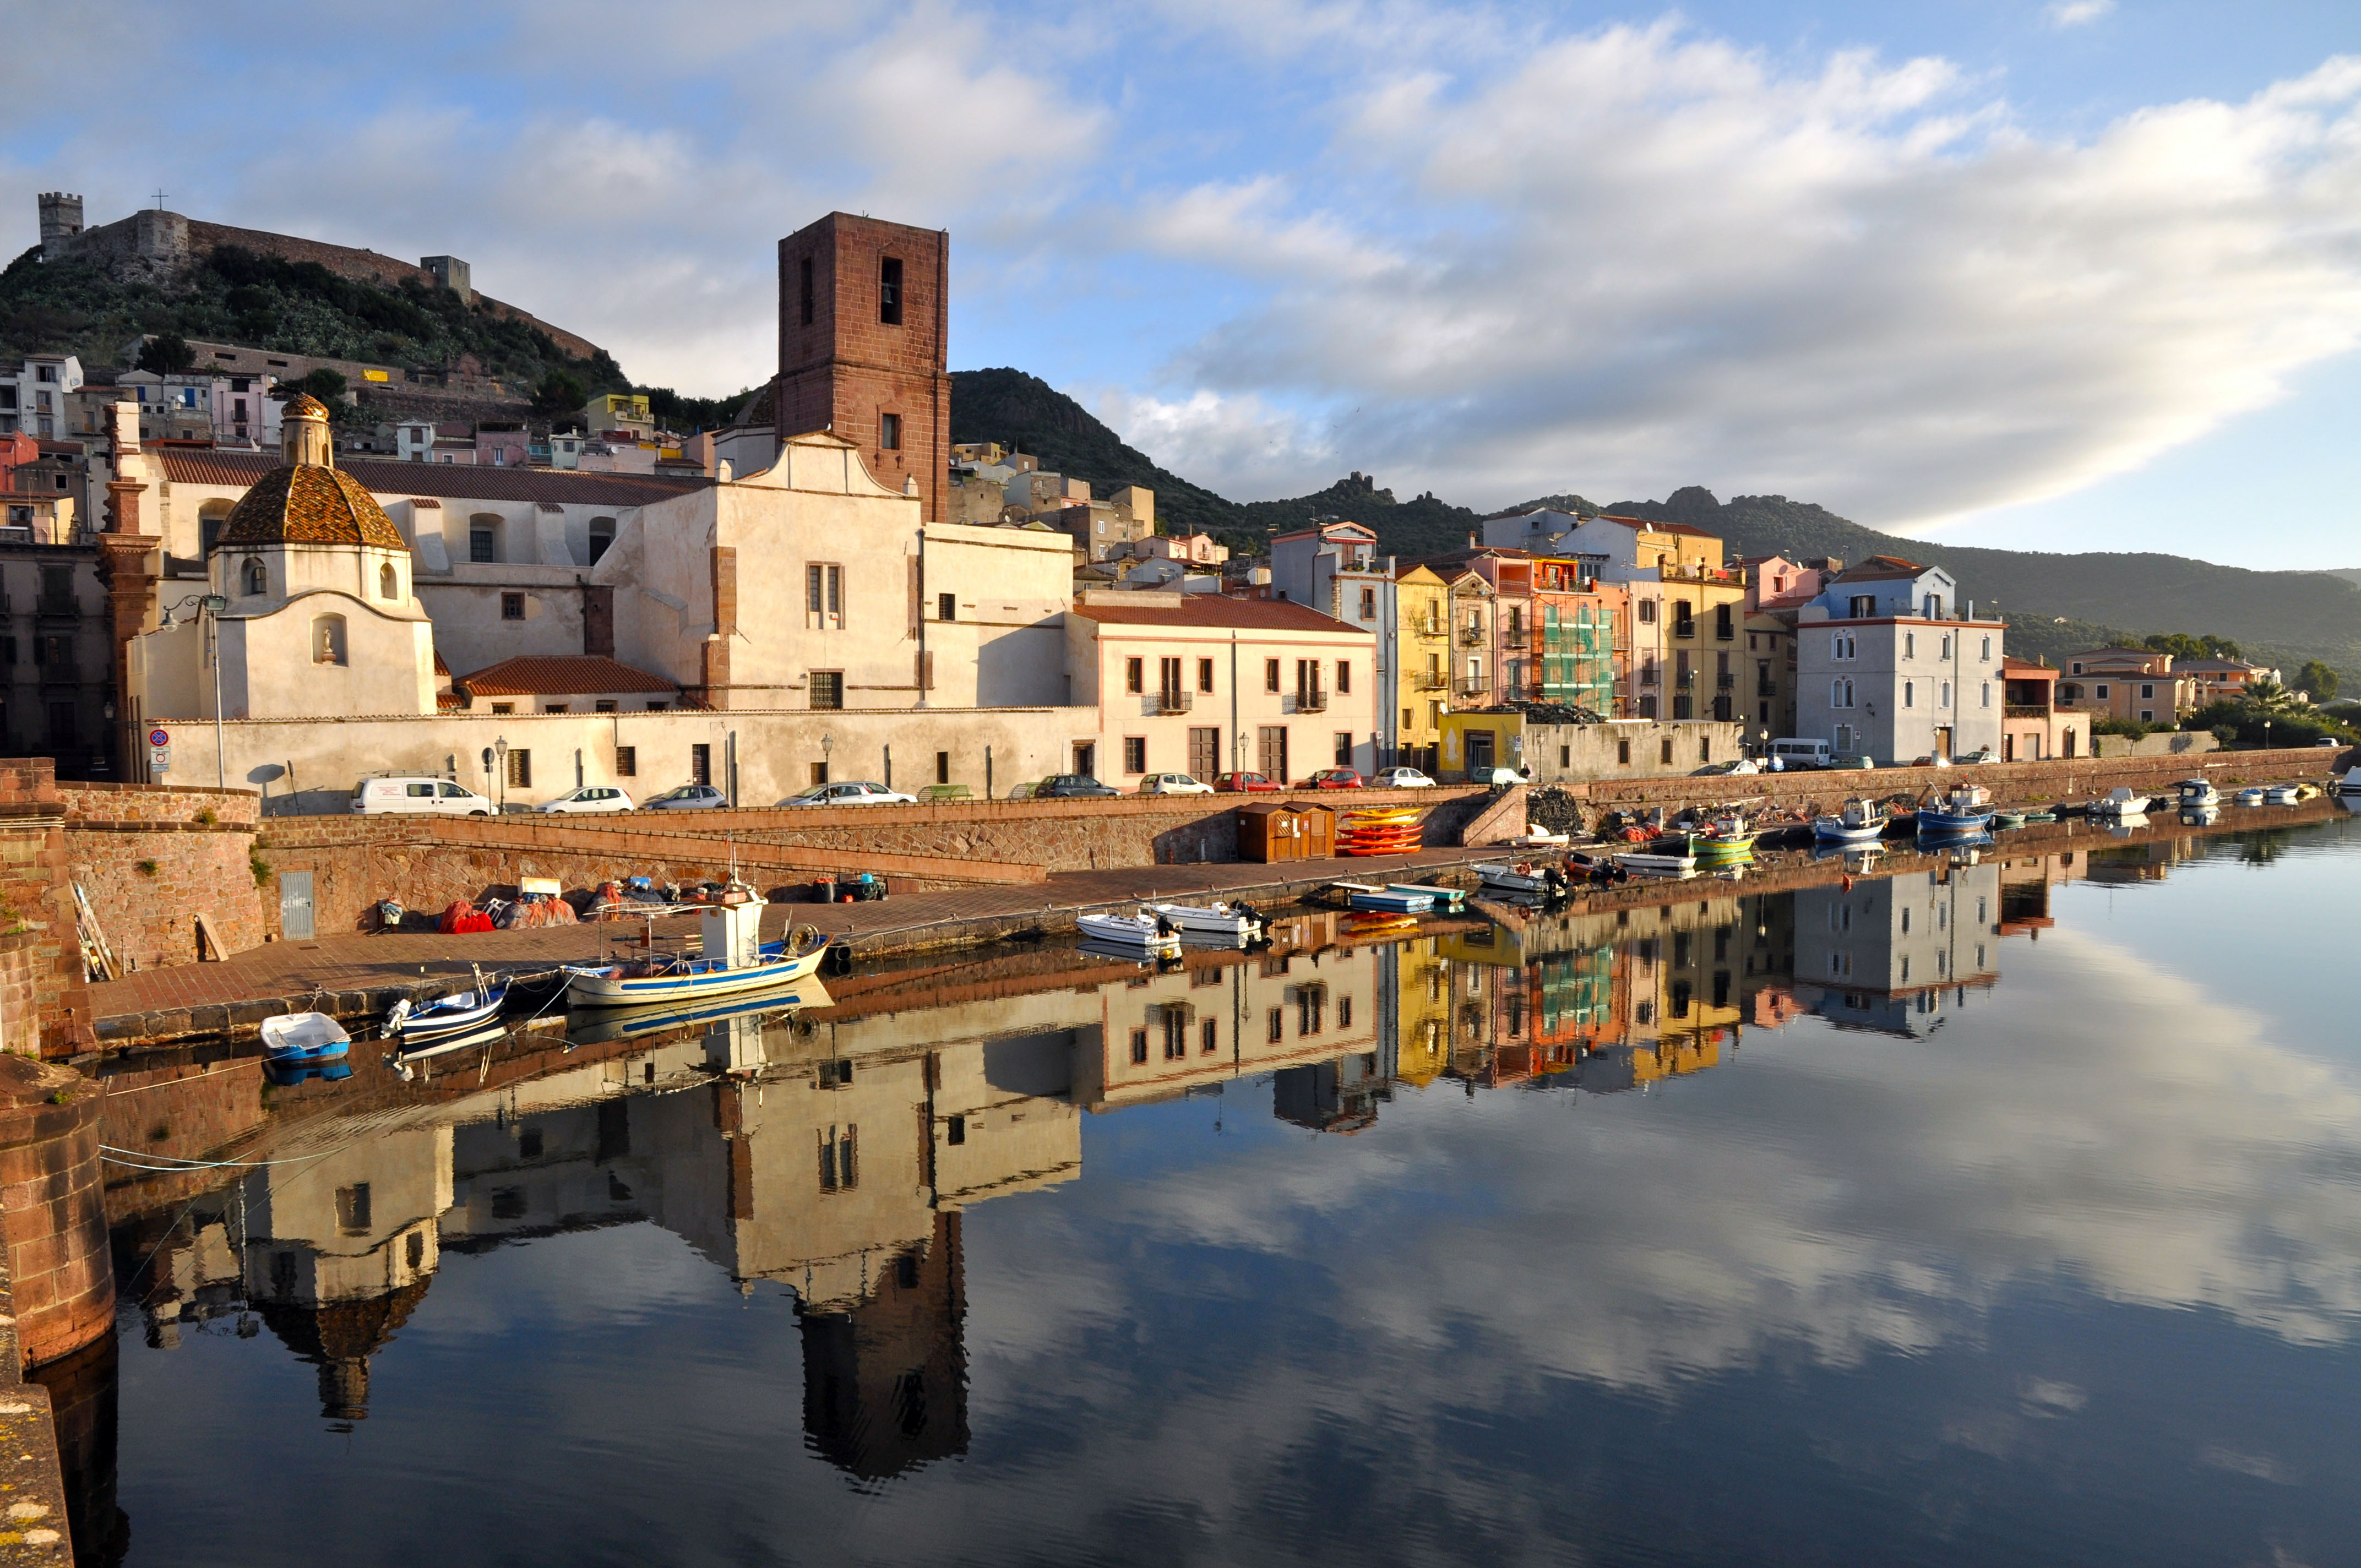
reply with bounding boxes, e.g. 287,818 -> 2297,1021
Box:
1299,767 -> 1366,790
1214,771 -> 1283,793
1031,774 -> 1121,798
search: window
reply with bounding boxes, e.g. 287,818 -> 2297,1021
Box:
490,703 -> 514,715
879,257 -> 904,324
799,256 -> 815,325
1660,738 -> 1673,765
505,749 -> 531,788
1903,680 -> 1915,708
1981,635 -> 1992,661
242,557 -> 266,596
1638,600 -> 1657,624
1265,658 -> 1281,693
1123,736 -> 1147,774
817,1124 -> 857,1192
2140,709 -> 2154,721
1359,586 -> 1377,619
1202,1020 -> 1219,1054
880,412 -> 902,451
335,1184 -> 373,1235
1903,632 -> 1916,660
2140,683 -> 2155,699
938,592 -> 956,621
1940,635 -> 1952,659
806,563 -> 844,629
595,699 -> 618,714
470,521 -> 497,563
1335,661 -> 1351,694
1335,732 -> 1352,766
379,562 -> 399,599
690,744 -> 711,785
1699,737 -> 1712,763
501,592 -> 525,620
614,746 -> 637,777
935,750 -> 950,785
311,614 -> 347,666
1125,657 -> 1144,694
588,517 -> 615,564
1617,738 -> 1631,765
1130,1028 -> 1149,1064
1980,683 -> 1990,708
1198,657 -> 1214,693
2094,683 -> 2110,698
946,1114 -> 965,1146
810,671 -> 843,709
1848,595 -> 1876,618
1940,681 -> 1951,708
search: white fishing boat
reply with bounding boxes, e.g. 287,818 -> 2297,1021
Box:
2175,777 -> 2219,808
1473,861 -> 1563,894
565,905 -> 828,1008
2087,786 -> 2152,819
383,966 -> 507,1041
1917,784 -> 1996,834
1141,900 -> 1265,940
2264,783 -> 2300,805
2233,786 -> 2267,807
1075,909 -> 1183,954
262,1011 -> 350,1063
1505,827 -> 1570,849
1615,848 -> 1698,875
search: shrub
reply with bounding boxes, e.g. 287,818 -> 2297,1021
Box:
136,858 -> 159,877
194,807 -> 216,826
2091,716 -> 2154,738
250,850 -> 271,888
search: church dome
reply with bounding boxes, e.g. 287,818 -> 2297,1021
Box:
217,464 -> 407,549
281,391 -> 333,422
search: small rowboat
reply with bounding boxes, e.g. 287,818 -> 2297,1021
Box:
1615,849 -> 1697,875
1692,832 -> 1756,863
1473,861 -> 1564,894
1991,811 -> 2027,829
1075,910 -> 1183,954
384,967 -> 507,1041
2264,784 -> 2300,805
263,1011 -> 350,1063
1385,882 -> 1467,910
2234,787 -> 2266,807
1143,900 -> 1264,941
1331,882 -> 1433,913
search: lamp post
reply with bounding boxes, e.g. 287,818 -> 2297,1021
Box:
494,736 -> 509,811
161,592 -> 231,786
820,731 -> 833,786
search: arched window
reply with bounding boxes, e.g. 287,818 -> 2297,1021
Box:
241,556 -> 266,596
198,500 -> 233,560
379,562 -> 399,600
588,516 -> 616,565
311,614 -> 347,666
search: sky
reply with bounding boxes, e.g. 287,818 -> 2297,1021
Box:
5,2 -> 2359,567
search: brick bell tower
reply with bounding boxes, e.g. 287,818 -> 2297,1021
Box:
776,214 -> 950,522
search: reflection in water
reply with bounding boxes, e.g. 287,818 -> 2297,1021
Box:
84,812 -> 2361,1566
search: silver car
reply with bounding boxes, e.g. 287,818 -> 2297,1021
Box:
640,784 -> 730,811
776,781 -> 918,807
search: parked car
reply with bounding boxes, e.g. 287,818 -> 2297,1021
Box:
2318,737 -> 2346,748
1213,772 -> 1283,793
1299,767 -> 1366,790
776,781 -> 917,807
1032,774 -> 1121,798
1368,766 -> 1436,789
641,783 -> 730,810
1691,759 -> 1760,776
535,785 -> 635,814
1138,772 -> 1214,796
351,775 -> 493,816
1472,766 -> 1532,786
1767,738 -> 1832,770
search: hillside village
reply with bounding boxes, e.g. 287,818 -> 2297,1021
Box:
1,192 -> 2351,795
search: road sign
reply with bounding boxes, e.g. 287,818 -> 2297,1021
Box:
148,728 -> 170,747
149,746 -> 170,774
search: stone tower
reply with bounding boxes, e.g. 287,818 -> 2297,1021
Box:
776,213 -> 950,521
37,192 -> 83,257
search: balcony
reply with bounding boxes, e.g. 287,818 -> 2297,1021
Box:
1454,677 -> 1490,700
2004,703 -> 2050,720
1295,687 -> 1329,712
1155,689 -> 1194,715
1415,670 -> 1448,690
1457,625 -> 1486,646
35,595 -> 79,619
1672,620 -> 1696,640
1755,681 -> 1778,698
1716,672 -> 1736,689
1413,621 -> 1446,640
35,662 -> 81,686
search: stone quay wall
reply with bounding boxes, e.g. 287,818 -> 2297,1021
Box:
57,784 -> 265,973
0,762 -> 93,1059
0,1054 -> 112,1372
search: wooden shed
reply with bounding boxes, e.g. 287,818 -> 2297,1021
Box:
1234,801 -> 1336,862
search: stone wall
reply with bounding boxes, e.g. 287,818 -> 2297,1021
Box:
56,783 -> 264,972
0,1054 -> 112,1371
2094,731 -> 2222,759
0,761 -> 93,1058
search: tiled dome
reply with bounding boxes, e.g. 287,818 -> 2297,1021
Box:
217,464 -> 406,549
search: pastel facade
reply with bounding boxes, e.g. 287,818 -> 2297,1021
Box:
1793,558 -> 2003,763
1998,656 -> 2086,761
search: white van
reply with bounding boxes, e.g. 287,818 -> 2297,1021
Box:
352,776 -> 494,816
1768,738 -> 1833,771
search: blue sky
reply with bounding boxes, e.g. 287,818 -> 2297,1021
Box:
6,2 -> 2358,566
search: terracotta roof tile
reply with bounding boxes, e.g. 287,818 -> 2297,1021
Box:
1069,596 -> 1370,634
456,655 -> 679,696
217,464 -> 407,549
156,448 -> 704,506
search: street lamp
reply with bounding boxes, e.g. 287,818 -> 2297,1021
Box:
494,736 -> 509,810
820,731 -> 833,785
160,592 -> 231,786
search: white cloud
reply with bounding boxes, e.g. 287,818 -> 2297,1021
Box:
2048,0 -> 2117,27
1118,29 -> 2361,522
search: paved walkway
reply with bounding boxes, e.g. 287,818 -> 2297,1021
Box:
85,843 -> 1507,1046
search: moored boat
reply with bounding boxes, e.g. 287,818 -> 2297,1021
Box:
1473,861 -> 1565,894
565,905 -> 828,1007
262,1011 -> 350,1063
1074,909 -> 1183,954
1917,784 -> 1995,835
1143,900 -> 1265,940
1991,811 -> 2027,829
2175,777 -> 2220,808
2088,786 -> 2152,819
2233,786 -> 2267,807
1615,848 -> 1698,875
2339,766 -> 2361,794
384,967 -> 508,1041
1330,882 -> 1434,913
2264,783 -> 2300,805
1814,797 -> 1888,843
1385,882 -> 1467,910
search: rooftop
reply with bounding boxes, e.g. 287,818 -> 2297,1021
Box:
455,655 -> 679,696
155,447 -> 706,506
1071,595 -> 1369,634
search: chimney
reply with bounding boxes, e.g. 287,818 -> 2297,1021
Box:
1467,531 -> 1477,549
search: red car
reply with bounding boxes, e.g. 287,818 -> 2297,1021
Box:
1299,768 -> 1366,790
1214,771 -> 1283,792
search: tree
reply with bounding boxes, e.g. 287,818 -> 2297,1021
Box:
296,367 -> 348,405
137,331 -> 195,373
533,369 -> 587,418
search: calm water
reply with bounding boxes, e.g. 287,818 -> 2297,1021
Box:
57,809 -> 2361,1566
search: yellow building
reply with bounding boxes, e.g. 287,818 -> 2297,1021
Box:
1395,564 -> 1451,771
580,391 -> 654,437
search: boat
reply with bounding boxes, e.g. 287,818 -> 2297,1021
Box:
1564,852 -> 1631,884
2021,809 -> 2059,824
1385,882 -> 1467,910
2175,777 -> 2220,808
1142,900 -> 1265,941
1813,798 -> 1888,843
1692,829 -> 1757,862
1473,861 -> 1561,894
1991,811 -> 2027,829
2339,766 -> 2361,794
2180,804 -> 2221,826
2233,787 -> 2267,807
562,983 -> 831,1048
1505,827 -> 1569,849
2264,783 -> 2300,805
262,1011 -> 350,1063
388,1019 -> 508,1070
1074,909 -> 1184,954
2088,786 -> 2153,819
1329,882 -> 1433,913
383,967 -> 508,1042
1615,847 -> 1698,875
265,1058 -> 353,1087
1917,785 -> 1995,835
565,905 -> 829,1007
